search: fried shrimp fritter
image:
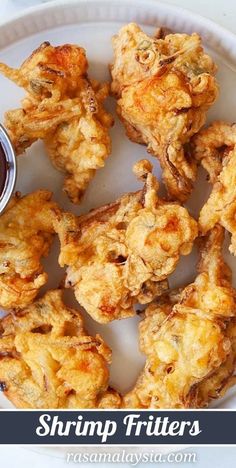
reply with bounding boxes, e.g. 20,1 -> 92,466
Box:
192,121 -> 236,255
124,226 -> 236,408
0,42 -> 113,203
54,160 -> 198,324
110,23 -> 218,202
0,190 -> 60,310
0,290 -> 121,408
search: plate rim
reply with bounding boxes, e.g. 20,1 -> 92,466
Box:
0,0 -> 236,50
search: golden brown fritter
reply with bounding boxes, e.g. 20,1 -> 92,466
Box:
123,226 -> 236,408
110,23 -> 218,202
0,42 -> 113,203
0,290 -> 121,408
0,190 -> 60,310
54,159 -> 198,324
192,121 -> 236,255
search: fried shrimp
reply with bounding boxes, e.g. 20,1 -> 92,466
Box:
123,226 -> 236,408
0,42 -> 113,203
192,121 -> 236,254
0,290 -> 121,408
0,190 -> 60,309
54,159 -> 198,324
110,23 -> 218,201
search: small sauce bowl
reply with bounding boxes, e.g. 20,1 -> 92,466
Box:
0,124 -> 17,214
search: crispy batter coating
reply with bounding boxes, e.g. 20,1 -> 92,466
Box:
192,121 -> 236,254
110,23 -> 218,201
0,190 -> 60,310
0,42 -> 113,203
124,226 -> 236,408
54,160 -> 198,323
0,290 -> 121,408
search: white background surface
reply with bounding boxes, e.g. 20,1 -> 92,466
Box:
0,0 -> 236,467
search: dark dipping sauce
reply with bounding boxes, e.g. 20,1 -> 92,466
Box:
0,143 -> 7,197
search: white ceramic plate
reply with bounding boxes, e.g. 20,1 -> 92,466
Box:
0,0 -> 236,444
